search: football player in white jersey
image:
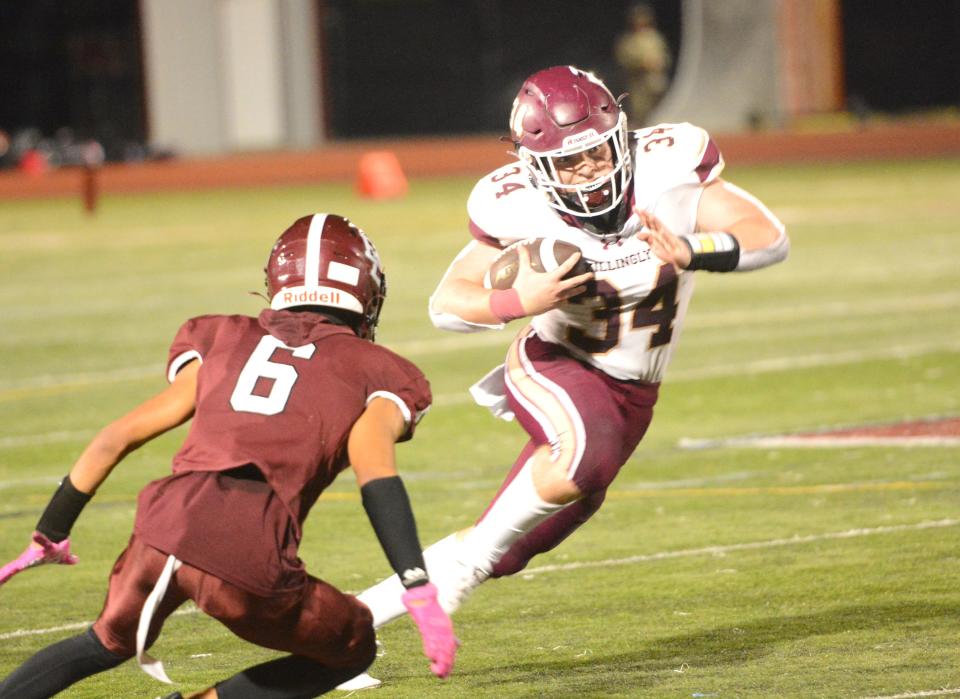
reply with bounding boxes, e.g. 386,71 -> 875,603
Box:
338,65 -> 789,690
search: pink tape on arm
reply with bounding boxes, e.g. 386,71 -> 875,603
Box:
489,289 -> 525,323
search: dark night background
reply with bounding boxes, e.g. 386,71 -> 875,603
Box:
0,0 -> 957,155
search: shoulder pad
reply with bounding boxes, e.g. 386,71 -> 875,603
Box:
467,162 -> 566,248
631,123 -> 725,205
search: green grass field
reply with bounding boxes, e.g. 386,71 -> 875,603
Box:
1,157 -> 958,698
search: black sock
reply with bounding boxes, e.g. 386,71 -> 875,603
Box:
216,654 -> 371,699
0,627 -> 128,699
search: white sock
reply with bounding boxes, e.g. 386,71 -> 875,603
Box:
357,461 -> 565,627
458,459 -> 566,574
356,533 -> 461,628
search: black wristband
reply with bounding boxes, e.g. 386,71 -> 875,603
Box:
680,232 -> 740,272
360,476 -> 428,589
36,475 -> 92,542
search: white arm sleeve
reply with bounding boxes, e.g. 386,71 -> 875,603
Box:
715,181 -> 789,272
736,229 -> 790,271
428,240 -> 505,333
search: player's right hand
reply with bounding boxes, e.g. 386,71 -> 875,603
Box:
635,209 -> 691,269
0,532 -> 78,588
512,244 -> 591,316
401,582 -> 459,679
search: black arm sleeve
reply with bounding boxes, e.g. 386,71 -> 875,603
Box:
360,476 -> 428,588
36,475 -> 92,542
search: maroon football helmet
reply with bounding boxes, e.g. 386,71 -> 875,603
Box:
510,65 -> 631,217
264,214 -> 386,340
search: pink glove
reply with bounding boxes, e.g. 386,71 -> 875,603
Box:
0,532 -> 78,587
401,582 -> 458,679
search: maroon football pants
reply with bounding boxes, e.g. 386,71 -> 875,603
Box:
486,329 -> 658,577
92,535 -> 376,670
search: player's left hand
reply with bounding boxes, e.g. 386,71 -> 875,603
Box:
402,582 -> 459,679
635,209 -> 692,269
0,532 -> 78,588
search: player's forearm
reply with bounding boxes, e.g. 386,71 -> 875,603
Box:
68,427 -> 134,494
33,428 -> 131,540
429,278 -> 509,330
361,476 -> 429,589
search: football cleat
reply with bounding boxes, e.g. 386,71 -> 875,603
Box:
436,558 -> 490,614
335,672 -> 382,691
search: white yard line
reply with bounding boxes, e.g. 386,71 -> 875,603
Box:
2,519 -> 955,641
2,317 -> 958,393
0,366 -> 161,391
3,339 -> 958,447
0,431 -> 93,449
666,340 -> 960,381
0,476 -> 61,491
432,338 -> 960,407
0,606 -> 198,641
684,291 -> 960,330
521,518 -> 959,575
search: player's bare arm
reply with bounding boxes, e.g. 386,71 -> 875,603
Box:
70,359 -> 199,494
431,240 -> 590,326
0,360 -> 198,584
348,396 -> 407,485
350,396 -> 458,678
639,178 -> 788,273
696,178 -> 785,250
429,240 -> 502,325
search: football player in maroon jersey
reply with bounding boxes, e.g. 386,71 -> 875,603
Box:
0,214 -> 457,699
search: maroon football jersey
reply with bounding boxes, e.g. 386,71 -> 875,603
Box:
134,309 -> 431,595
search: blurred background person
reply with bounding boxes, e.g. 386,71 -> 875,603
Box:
615,2 -> 671,128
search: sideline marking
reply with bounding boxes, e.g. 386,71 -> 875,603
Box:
863,690 -> 960,699
681,435 -> 960,449
3,519 -> 956,641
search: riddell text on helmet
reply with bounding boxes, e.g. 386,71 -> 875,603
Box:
283,289 -> 342,305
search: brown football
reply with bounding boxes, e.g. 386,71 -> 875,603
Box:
484,238 -> 589,290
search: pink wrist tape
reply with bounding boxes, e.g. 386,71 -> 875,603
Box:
489,289 -> 525,323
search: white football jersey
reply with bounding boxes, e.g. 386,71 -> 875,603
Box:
466,123 -> 724,383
